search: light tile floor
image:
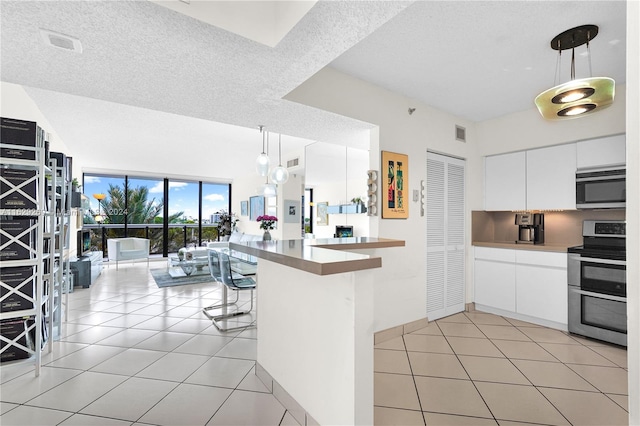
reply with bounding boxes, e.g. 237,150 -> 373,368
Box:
374,311 -> 629,425
0,262 -> 296,426
0,263 -> 630,425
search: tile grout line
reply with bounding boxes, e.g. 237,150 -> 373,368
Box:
441,314 -> 499,424
399,332 -> 428,426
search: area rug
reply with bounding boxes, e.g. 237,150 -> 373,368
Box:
150,268 -> 215,288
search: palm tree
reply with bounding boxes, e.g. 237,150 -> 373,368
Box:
88,182 -> 184,253
100,183 -> 172,224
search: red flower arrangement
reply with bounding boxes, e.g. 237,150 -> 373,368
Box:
256,215 -> 277,230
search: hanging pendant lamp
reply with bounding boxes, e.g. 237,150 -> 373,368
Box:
255,126 -> 270,176
535,25 -> 615,120
256,131 -> 277,196
270,133 -> 290,185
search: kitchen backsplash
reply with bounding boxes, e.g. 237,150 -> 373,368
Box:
472,209 -> 626,246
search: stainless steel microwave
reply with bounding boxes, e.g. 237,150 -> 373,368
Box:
576,166 -> 625,209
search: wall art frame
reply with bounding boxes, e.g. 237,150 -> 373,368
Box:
381,150 -> 409,219
249,196 -> 265,221
317,201 -> 329,226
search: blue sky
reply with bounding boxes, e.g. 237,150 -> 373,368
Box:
83,175 -> 229,222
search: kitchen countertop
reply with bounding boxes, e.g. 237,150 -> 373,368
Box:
230,237 -> 405,276
472,241 -> 574,253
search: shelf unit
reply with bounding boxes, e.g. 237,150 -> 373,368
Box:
0,124 -> 55,376
46,155 -> 71,342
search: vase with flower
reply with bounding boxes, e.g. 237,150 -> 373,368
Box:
257,215 -> 277,241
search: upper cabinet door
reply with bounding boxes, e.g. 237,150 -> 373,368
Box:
526,143 -> 576,210
484,151 -> 526,211
576,134 -> 626,169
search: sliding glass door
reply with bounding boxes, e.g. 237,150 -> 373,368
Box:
82,173 -> 230,257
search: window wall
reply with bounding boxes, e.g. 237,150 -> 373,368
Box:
82,173 -> 230,257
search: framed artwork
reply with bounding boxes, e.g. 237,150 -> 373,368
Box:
317,201 -> 328,226
381,150 -> 409,219
284,200 -> 300,223
249,196 -> 265,221
240,201 -> 248,216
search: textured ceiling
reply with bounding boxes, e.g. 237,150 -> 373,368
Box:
331,1 -> 627,122
0,0 -> 628,180
0,0 -> 410,179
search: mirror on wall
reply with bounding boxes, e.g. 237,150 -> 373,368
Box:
304,141 -> 369,238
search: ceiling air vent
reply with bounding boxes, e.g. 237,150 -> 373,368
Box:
455,125 -> 466,142
287,158 -> 299,168
39,29 -> 83,53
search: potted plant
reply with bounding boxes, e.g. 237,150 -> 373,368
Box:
72,178 -> 81,192
216,211 -> 237,240
256,215 -> 277,241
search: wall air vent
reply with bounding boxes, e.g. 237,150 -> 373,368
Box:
287,158 -> 299,168
39,29 -> 83,53
455,125 -> 466,142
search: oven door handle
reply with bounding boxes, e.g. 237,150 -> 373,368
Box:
569,287 -> 627,302
578,257 -> 626,266
576,176 -> 624,182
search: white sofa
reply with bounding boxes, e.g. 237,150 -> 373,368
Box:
107,237 -> 150,270
206,231 -> 261,275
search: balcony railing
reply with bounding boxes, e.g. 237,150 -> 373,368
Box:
83,223 -> 222,258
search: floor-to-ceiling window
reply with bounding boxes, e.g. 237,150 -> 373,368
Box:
82,173 -> 229,257
126,176 -> 164,254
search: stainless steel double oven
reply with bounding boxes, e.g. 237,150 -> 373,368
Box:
568,220 -> 626,347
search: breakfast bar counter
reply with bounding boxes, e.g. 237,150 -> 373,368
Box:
230,237 -> 405,426
230,237 -> 404,275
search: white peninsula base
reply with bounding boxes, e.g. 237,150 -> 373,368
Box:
255,259 -> 375,425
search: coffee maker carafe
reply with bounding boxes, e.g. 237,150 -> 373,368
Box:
515,213 -> 544,244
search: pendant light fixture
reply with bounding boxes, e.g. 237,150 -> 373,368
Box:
270,133 -> 290,185
257,131 -> 277,196
255,125 -> 270,176
535,24 -> 614,120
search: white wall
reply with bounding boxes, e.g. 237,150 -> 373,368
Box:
476,85 -> 626,155
230,173 -> 271,236
287,67 -> 480,331
625,1 -> 639,422
230,171 -> 303,240
287,66 -> 631,335
278,173 -> 304,240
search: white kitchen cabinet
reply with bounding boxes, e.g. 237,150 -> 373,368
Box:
576,134 -> 626,169
515,251 -> 567,325
526,143 -> 576,210
484,151 -> 526,211
474,247 -> 516,312
474,247 -> 568,328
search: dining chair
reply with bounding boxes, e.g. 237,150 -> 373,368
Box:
205,250 -> 256,332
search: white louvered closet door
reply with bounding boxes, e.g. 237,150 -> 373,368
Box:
426,152 -> 466,321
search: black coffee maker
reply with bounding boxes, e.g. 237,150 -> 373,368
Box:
515,213 -> 544,244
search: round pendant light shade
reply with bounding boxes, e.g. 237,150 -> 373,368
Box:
270,165 -> 289,184
535,25 -> 615,120
255,126 -> 270,176
270,134 -> 289,184
535,77 -> 615,120
255,153 -> 270,176
260,183 -> 277,197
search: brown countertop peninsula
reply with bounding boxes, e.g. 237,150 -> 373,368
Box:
230,237 -> 405,276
